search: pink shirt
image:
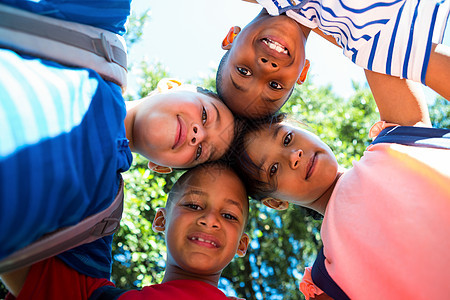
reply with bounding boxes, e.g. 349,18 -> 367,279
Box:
302,122 -> 450,299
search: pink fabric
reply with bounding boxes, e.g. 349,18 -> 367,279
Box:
299,267 -> 324,300
320,122 -> 450,299
368,121 -> 399,139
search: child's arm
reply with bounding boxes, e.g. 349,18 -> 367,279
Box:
0,266 -> 30,297
364,70 -> 431,127
309,28 -> 431,127
311,28 -> 340,47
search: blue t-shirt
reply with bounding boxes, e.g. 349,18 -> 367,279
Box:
1,0 -> 131,34
0,0 -> 132,279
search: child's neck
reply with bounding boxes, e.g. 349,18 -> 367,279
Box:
124,100 -> 142,152
162,264 -> 221,287
311,171 -> 344,215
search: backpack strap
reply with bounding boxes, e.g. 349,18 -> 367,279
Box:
0,3 -> 127,91
371,125 -> 450,149
311,247 -> 350,300
0,178 -> 125,274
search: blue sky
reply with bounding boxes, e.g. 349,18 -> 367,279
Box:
128,0 -> 448,102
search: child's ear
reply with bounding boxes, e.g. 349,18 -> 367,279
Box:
157,78 -> 183,93
148,161 -> 173,174
296,59 -> 310,85
152,208 -> 167,233
261,197 -> 289,211
236,233 -> 250,257
221,26 -> 241,50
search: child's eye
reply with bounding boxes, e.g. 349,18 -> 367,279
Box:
222,213 -> 238,221
185,203 -> 201,210
269,81 -> 282,90
195,144 -> 202,160
269,163 -> 278,177
283,132 -> 292,146
237,67 -> 251,76
202,107 -> 207,125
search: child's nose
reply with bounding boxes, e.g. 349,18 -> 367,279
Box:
197,212 -> 220,229
289,149 -> 303,169
259,57 -> 278,69
189,124 -> 206,146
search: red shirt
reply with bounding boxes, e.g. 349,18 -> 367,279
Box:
6,257 -> 113,300
119,279 -> 229,299
6,257 -> 230,300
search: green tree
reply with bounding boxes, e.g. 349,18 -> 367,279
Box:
2,10 -> 448,296
429,97 -> 450,128
111,64 -> 449,300
110,70 -> 375,299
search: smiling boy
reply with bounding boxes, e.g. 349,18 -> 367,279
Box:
216,1 -> 450,119
125,81 -> 236,170
3,162 -> 250,300
216,9 -> 310,118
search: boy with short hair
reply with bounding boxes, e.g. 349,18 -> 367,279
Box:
216,1 -> 450,119
2,162 -> 250,300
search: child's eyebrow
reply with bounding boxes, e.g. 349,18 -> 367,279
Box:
182,189 -> 207,198
256,125 -> 284,178
225,198 -> 244,215
271,125 -> 283,140
230,75 -> 247,92
211,102 -> 220,122
264,95 -> 283,103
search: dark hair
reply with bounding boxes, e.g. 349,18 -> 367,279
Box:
229,113 -> 286,199
196,86 -> 221,100
215,50 -> 230,103
229,113 -> 323,220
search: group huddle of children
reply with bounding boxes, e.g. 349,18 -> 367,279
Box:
1,0 -> 449,299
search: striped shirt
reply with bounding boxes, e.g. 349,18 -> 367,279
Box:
0,49 -> 132,278
258,0 -> 450,83
0,0 -> 132,279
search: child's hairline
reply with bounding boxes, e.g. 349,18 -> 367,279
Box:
165,162 -> 251,227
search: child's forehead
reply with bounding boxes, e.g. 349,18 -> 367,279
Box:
181,167 -> 242,191
174,167 -> 247,204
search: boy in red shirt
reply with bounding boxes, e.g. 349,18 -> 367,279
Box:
2,162 -> 250,300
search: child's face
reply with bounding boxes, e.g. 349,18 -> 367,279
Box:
134,88 -> 235,168
164,167 -> 248,275
245,122 -> 338,206
219,13 -> 307,118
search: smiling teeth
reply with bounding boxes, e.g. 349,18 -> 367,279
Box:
263,38 -> 288,54
191,237 -> 217,247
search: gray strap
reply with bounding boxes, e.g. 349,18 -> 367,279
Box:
0,178 -> 125,274
0,6 -> 127,70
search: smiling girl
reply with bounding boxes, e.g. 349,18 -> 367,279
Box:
232,79 -> 450,299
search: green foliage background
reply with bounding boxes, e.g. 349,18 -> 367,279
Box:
110,61 -> 449,299
1,8 -> 449,300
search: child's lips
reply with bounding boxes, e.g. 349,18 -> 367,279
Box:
305,153 -> 317,180
260,36 -> 290,57
188,232 -> 221,248
172,115 -> 186,150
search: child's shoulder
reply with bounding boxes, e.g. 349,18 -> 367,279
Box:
122,280 -> 229,299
